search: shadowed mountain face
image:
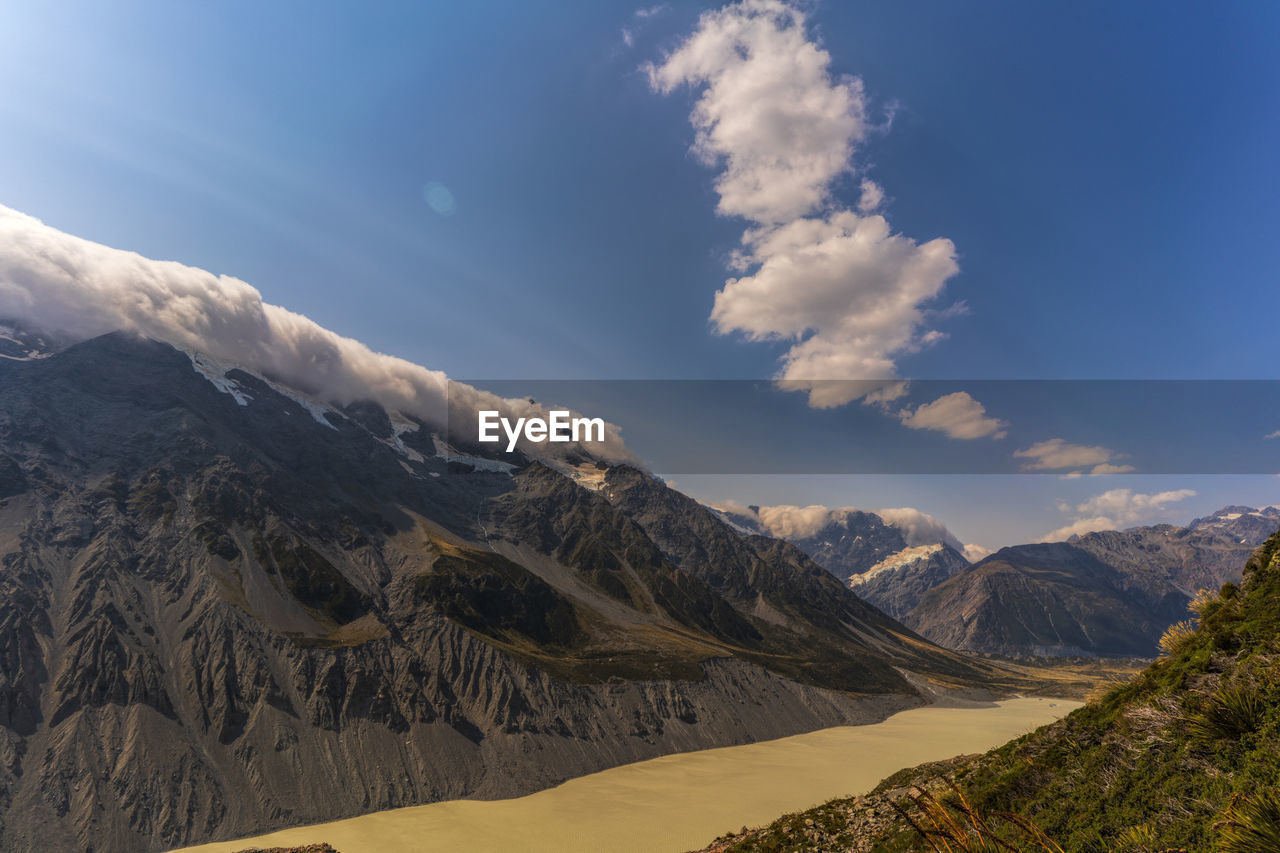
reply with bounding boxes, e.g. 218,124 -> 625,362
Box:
904,543 -> 1191,657
0,333 -> 999,852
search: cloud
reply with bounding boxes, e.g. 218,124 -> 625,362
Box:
649,0 -> 960,408
1089,463 -> 1137,475
857,178 -> 884,213
1040,516 -> 1116,542
0,205 -> 640,466
754,504 -> 847,540
1013,438 -> 1129,472
875,506 -> 965,551
962,543 -> 993,562
721,501 -> 965,552
1039,487 -> 1197,542
1266,430 -> 1280,440
647,0 -> 866,223
897,391 -> 1007,440
635,4 -> 669,18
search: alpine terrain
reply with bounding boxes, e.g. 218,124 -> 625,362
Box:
0,330 -> 1017,852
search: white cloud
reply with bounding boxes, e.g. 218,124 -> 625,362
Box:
897,391 -> 1007,440
857,178 -> 884,213
0,205 -> 640,466
1013,438 -> 1129,472
1089,463 -> 1137,475
1039,488 -> 1197,542
875,506 -> 965,551
1040,516 -> 1116,542
635,4 -> 669,18
650,0 -> 960,408
962,543 -> 993,562
1076,488 -> 1197,521
723,501 -> 966,552
647,0 -> 866,223
754,504 -> 846,540
1266,430 -> 1280,440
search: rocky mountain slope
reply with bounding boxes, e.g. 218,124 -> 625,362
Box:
849,543 -> 969,622
0,332 -> 1011,852
898,510 -> 1275,657
724,506 -> 970,622
904,543 -> 1190,657
703,524 -> 1280,852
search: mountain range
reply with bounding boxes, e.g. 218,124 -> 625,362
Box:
0,331 -> 1017,852
742,498 -> 1276,658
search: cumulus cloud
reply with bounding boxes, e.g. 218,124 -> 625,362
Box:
0,205 -> 640,465
717,500 -> 966,552
1014,438 -> 1132,475
875,506 -> 965,551
649,0 -> 960,408
962,543 -> 993,562
857,178 -> 884,213
897,391 -> 1007,440
1039,487 -> 1197,542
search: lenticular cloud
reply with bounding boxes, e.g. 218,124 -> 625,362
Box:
0,204 -> 638,465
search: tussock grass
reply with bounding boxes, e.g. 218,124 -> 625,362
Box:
1187,687 -> 1264,747
1158,619 -> 1197,657
1216,791 -> 1280,853
890,782 -> 1064,853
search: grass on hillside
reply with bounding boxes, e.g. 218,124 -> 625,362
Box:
700,526 -> 1280,853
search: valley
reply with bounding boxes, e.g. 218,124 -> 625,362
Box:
172,697 -> 1079,853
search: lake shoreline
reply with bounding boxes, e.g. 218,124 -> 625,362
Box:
173,696 -> 1080,853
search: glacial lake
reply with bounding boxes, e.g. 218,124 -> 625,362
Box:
175,696 -> 1080,853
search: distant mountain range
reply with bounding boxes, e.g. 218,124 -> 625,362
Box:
757,499 -> 1277,658
0,331 -> 1012,852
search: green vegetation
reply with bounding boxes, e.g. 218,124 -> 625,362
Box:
704,527 -> 1280,853
890,783 -> 1064,852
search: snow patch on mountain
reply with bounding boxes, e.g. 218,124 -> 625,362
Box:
184,350 -> 253,406
432,436 -> 516,474
852,543 -> 945,586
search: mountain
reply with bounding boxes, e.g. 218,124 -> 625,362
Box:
1073,506 -> 1280,596
899,509 -> 1275,657
774,512 -> 910,579
0,332 -> 1009,852
849,543 -> 970,621
725,507 -> 970,622
702,525 -> 1280,852
904,542 -> 1190,657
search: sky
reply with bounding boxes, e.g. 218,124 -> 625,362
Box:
1,0 -> 1277,551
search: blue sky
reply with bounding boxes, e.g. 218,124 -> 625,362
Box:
1,1 -> 1277,549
